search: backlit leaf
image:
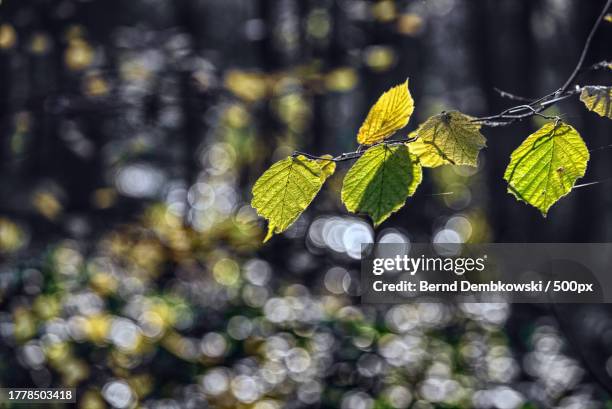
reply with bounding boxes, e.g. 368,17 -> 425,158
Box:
407,130 -> 447,168
580,86 -> 612,119
504,122 -> 589,216
357,80 -> 414,145
409,111 -> 486,167
252,155 -> 329,242
341,144 -> 422,226
317,155 -> 337,181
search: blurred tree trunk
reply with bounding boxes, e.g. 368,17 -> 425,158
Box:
467,0 -> 539,242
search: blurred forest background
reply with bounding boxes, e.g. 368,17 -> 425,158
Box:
0,0 -> 611,408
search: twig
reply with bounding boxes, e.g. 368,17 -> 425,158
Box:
293,1 -> 611,163
493,87 -> 533,102
475,0 -> 610,126
473,87 -> 582,127
589,143 -> 612,153
559,0 -> 612,93
292,136 -> 417,162
573,177 -> 612,189
578,60 -> 612,75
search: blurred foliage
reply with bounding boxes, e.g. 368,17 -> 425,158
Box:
0,0 -> 610,408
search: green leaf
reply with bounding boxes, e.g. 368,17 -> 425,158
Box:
580,86 -> 612,119
357,80 -> 415,145
341,144 -> 422,226
252,155 -> 333,242
504,122 -> 589,216
408,111 -> 486,167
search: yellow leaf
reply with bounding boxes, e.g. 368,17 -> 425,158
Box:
407,130 -> 448,168
408,111 -> 486,167
604,14 -> 612,23
316,155 -> 337,181
580,86 -> 612,119
357,80 -> 414,145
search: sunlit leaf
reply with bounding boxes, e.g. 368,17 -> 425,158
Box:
317,155 -> 337,181
409,111 -> 486,167
580,86 -> 612,119
341,144 -> 422,226
407,130 -> 447,168
504,122 -> 589,216
357,80 -> 414,145
252,155 -> 331,242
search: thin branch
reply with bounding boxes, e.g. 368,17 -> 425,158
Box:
292,136 -> 417,162
473,88 -> 581,126
493,87 -> 533,102
589,143 -> 612,153
292,0 -> 611,163
573,177 -> 612,189
559,0 -> 612,93
475,1 -> 610,126
578,60 -> 612,75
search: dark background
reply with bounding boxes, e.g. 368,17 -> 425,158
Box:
0,0 -> 611,408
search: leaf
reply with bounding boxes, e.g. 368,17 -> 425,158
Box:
357,80 -> 415,145
252,155 -> 330,242
504,122 -> 589,216
406,130 -> 448,168
341,144 -> 422,226
580,86 -> 612,119
408,111 -> 486,167
316,155 -> 337,181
